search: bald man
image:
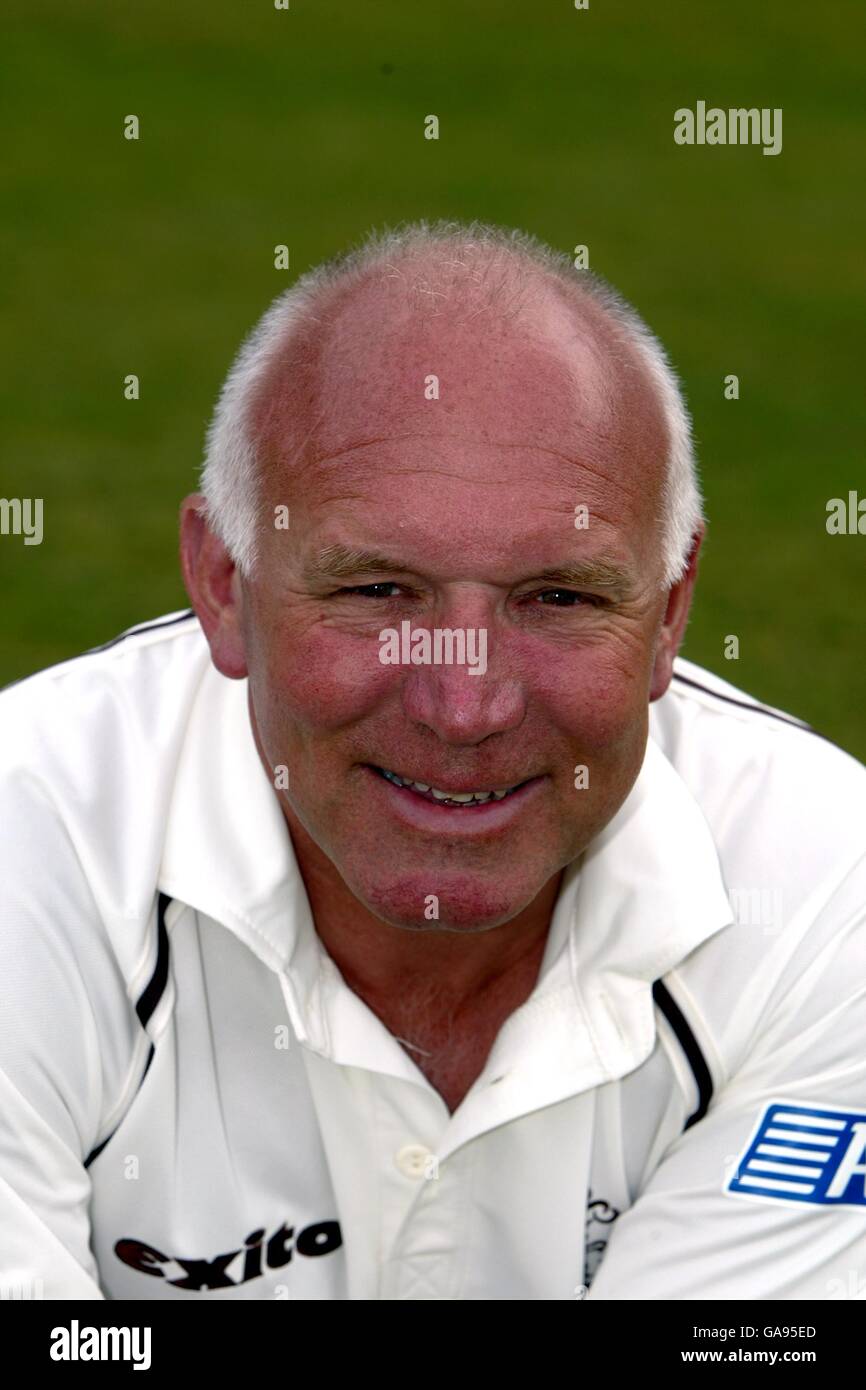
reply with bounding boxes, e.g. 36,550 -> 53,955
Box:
1,222 -> 864,1301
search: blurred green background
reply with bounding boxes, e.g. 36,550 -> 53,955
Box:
2,0 -> 863,755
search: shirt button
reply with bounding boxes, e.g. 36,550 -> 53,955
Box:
395,1143 -> 435,1179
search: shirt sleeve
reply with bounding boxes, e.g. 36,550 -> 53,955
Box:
586,853 -> 866,1301
0,767 -> 137,1300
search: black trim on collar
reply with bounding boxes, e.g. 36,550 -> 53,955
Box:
83,1045 -> 154,1170
0,613 -> 197,698
84,894 -> 172,1169
86,610 -> 197,656
135,892 -> 171,1030
671,672 -> 835,746
652,978 -> 713,1130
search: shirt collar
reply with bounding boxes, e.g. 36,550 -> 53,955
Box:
160,658 -> 734,1091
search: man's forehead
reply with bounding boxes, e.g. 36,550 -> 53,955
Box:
251,262 -> 668,501
281,458 -> 657,600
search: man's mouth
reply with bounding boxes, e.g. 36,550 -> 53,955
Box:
368,764 -> 531,807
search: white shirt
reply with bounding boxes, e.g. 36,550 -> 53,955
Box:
1,610 -> 864,1301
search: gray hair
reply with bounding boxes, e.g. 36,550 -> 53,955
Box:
199,219 -> 703,586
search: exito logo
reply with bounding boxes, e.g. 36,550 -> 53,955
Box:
115,1218 -> 342,1290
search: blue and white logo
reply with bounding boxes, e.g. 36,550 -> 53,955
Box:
726,1101 -> 866,1209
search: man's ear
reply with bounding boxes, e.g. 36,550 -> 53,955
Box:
179,494 -> 248,680
649,526 -> 704,702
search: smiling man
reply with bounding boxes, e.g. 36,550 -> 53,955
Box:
1,221 -> 865,1301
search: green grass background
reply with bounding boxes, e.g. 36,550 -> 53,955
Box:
2,0 -> 863,756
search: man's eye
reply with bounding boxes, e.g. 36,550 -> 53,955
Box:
531,589 -> 601,607
335,583 -> 404,598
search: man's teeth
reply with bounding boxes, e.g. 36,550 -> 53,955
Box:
378,767 -> 518,804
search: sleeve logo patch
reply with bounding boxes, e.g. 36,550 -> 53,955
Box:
725,1101 -> 866,1210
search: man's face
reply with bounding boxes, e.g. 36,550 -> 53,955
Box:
221,277 -> 679,933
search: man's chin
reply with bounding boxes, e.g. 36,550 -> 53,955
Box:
344,867 -> 549,934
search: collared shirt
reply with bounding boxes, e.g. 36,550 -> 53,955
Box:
1,610 -> 864,1300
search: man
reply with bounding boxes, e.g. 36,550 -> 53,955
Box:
1,220 -> 864,1301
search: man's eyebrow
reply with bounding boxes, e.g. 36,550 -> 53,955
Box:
529,559 -> 633,591
304,545 -> 634,591
304,545 -> 412,581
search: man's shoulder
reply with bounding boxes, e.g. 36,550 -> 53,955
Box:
650,659 -> 866,1102
653,656 -> 865,1042
0,611 -> 211,934
0,608 -> 204,695
659,654 -> 861,765
0,614 -> 211,1180
654,656 -> 866,861
0,609 -> 207,765
654,656 -> 864,980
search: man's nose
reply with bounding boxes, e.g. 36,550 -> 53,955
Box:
399,623 -> 527,746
